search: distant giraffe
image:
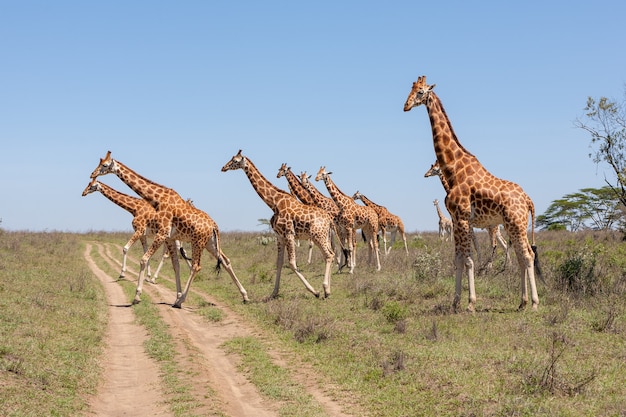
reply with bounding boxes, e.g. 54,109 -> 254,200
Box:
351,191 -> 408,255
405,75 -> 540,311
425,161 -> 510,270
81,178 -> 191,281
222,150 -> 335,299
89,151 -> 249,307
432,198 -> 453,242
315,166 -> 381,273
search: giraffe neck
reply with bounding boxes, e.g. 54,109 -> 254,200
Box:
323,176 -> 353,209
243,158 -> 291,211
285,170 -> 315,205
97,182 -> 144,215
435,202 -> 446,220
438,172 -> 451,194
358,194 -> 380,209
425,92 -> 477,189
303,179 -> 328,204
112,160 -> 176,207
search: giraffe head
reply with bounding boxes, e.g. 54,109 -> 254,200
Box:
221,150 -> 247,172
81,178 -> 102,196
314,166 -> 332,182
424,161 -> 441,178
403,75 -> 436,112
276,163 -> 290,179
299,171 -> 312,186
90,151 -> 118,178
352,190 -> 363,201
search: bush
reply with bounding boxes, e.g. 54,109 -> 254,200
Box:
556,249 -> 597,295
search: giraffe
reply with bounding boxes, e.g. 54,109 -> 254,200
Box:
221,150 -> 335,299
404,76 -> 540,312
351,191 -> 408,255
425,161 -> 511,270
89,151 -> 249,307
81,178 -> 191,281
298,171 -> 350,269
432,198 -> 453,242
276,163 -> 315,264
315,166 -> 381,273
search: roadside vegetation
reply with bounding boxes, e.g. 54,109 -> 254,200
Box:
1,229 -> 625,416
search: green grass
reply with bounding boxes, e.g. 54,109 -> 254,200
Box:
0,232 -> 107,417
2,229 -> 626,416
223,336 -> 327,417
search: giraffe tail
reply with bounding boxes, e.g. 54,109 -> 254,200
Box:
212,228 -> 223,275
529,197 -> 546,285
179,246 -> 192,261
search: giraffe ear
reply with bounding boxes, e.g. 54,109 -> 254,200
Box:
429,84 -> 436,90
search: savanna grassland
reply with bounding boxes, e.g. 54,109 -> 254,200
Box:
1,228 -> 625,416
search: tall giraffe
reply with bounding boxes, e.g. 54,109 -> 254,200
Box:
432,198 -> 453,242
424,161 -> 510,270
351,191 -> 408,255
404,76 -> 540,312
89,151 -> 249,307
221,150 -> 335,299
81,178 -> 191,280
315,166 -> 381,273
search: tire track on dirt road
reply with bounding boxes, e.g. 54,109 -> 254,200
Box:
83,243 -> 171,417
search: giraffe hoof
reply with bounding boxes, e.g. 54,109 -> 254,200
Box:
172,303 -> 182,309
132,298 -> 141,305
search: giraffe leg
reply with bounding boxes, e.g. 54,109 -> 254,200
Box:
284,234 -> 320,298
151,245 -> 170,283
382,229 -> 389,256
314,225 -> 335,298
452,220 -> 476,313
343,228 -> 355,274
401,231 -> 409,255
515,240 -> 539,311
204,234 -> 249,303
120,231 -> 143,279
217,250 -> 249,303
369,227 -> 381,271
269,240 -> 286,300
307,240 -> 314,264
133,235 -> 167,304
167,239 -> 187,308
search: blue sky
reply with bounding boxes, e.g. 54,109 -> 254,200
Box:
1,1 -> 625,233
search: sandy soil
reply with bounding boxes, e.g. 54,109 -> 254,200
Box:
84,242 -> 356,417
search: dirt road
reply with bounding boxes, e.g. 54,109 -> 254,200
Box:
84,242 -> 355,417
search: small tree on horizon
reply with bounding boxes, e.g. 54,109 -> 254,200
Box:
575,87 -> 626,207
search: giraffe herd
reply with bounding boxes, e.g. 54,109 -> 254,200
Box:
83,74 -> 541,313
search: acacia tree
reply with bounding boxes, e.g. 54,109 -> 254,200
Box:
537,186 -> 621,231
575,87 -> 626,206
